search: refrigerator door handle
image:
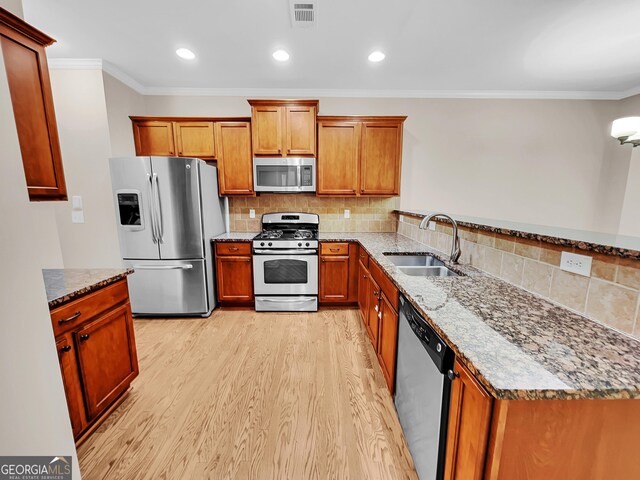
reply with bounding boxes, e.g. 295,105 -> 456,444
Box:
131,264 -> 194,270
147,173 -> 158,243
152,173 -> 165,243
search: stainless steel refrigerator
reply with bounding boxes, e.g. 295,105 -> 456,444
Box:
109,156 -> 226,316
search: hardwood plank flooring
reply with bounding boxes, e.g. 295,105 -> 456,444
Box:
77,309 -> 418,479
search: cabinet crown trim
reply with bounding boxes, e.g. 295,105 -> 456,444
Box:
129,116 -> 251,123
0,7 -> 55,46
318,115 -> 407,122
248,99 -> 319,107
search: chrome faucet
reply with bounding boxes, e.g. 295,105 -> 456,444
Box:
419,213 -> 461,263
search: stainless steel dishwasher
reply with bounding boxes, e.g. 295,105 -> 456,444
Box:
394,295 -> 454,480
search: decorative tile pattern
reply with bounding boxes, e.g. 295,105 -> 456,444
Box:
229,195 -> 400,233
400,215 -> 640,338
43,268 -> 132,308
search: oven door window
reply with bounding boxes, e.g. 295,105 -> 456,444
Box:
255,166 -> 299,188
263,259 -> 308,284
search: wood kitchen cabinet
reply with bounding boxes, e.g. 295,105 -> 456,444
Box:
367,275 -> 381,347
444,360 -> 493,480
317,116 -> 405,197
357,259 -> 370,324
377,292 -> 399,392
174,121 -> 216,158
51,278 -> 138,444
215,242 -> 254,305
0,7 -> 67,201
248,99 -> 318,157
215,121 -> 254,196
130,116 -> 254,196
319,242 -> 358,305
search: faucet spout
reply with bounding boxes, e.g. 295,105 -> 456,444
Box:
419,213 -> 461,263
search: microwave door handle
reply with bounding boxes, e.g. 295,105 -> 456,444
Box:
297,166 -> 302,190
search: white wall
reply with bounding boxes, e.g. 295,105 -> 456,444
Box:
616,94 -> 640,237
0,29 -> 80,480
103,72 -> 146,157
145,94 -> 630,235
50,69 -> 122,268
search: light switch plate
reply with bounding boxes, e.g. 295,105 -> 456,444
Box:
72,195 -> 83,210
560,251 -> 592,277
72,210 -> 85,224
344,209 -> 350,219
249,208 -> 255,219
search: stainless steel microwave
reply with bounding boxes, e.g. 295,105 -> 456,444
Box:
253,157 -> 316,193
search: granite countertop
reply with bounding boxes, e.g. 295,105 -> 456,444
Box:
212,232 -> 259,241
213,232 -> 640,400
43,268 -> 133,309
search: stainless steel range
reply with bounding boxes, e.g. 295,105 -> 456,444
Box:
252,212 -> 319,312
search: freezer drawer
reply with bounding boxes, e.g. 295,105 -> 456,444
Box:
124,259 -> 209,315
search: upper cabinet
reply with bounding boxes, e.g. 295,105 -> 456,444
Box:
0,7 -> 67,201
317,116 -> 405,197
248,99 -> 318,157
130,116 -> 254,196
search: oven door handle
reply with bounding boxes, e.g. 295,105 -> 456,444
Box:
259,297 -> 316,303
253,249 -> 317,255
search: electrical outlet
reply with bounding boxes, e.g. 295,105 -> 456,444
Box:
249,208 -> 255,219
344,209 -> 350,219
428,221 -> 436,231
560,251 -> 592,277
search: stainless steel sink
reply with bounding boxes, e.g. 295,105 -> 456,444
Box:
397,266 -> 458,277
384,254 -> 445,268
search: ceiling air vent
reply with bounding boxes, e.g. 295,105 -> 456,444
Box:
290,0 -> 317,28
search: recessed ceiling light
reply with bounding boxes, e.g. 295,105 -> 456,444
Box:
273,49 -> 290,62
176,48 -> 196,60
368,51 -> 386,63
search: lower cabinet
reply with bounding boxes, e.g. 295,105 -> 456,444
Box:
357,253 -> 399,393
444,360 -> 493,480
319,242 -> 358,305
75,305 -> 138,419
52,279 -> 139,443
215,242 -> 254,305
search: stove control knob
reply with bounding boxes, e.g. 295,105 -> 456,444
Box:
268,242 -> 272,247
298,242 -> 302,247
305,242 -> 310,247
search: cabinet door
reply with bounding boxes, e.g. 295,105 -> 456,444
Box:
319,255 -> 350,303
75,304 -> 139,420
174,121 -> 216,158
367,278 -> 381,347
357,260 -> 370,325
252,106 -> 283,155
317,121 -> 359,195
444,360 -> 493,480
360,121 -> 403,195
0,28 -> 67,201
216,255 -> 254,302
285,105 -> 316,155
132,120 -> 176,156
377,294 -> 398,393
216,122 -> 254,195
56,333 -> 87,438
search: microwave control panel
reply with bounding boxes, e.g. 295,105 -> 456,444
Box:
301,166 -> 313,186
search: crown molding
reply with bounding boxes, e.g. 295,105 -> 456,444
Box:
46,58 -> 640,101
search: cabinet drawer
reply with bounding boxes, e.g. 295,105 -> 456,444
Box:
320,243 -> 349,256
369,260 -> 399,312
215,242 -> 252,256
50,280 -> 129,336
358,248 -> 370,268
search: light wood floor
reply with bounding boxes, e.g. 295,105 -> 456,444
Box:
77,309 -> 417,479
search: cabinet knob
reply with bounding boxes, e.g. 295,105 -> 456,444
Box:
58,311 -> 81,324
80,334 -> 90,342
447,370 -> 460,381
373,290 -> 379,296
60,345 -> 72,353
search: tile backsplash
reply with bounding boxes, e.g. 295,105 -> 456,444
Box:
398,215 -> 640,340
229,194 -> 400,232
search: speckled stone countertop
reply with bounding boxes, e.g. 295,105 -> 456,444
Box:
213,232 -> 640,400
43,268 -> 132,309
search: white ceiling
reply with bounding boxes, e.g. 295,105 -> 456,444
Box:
22,0 -> 640,98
